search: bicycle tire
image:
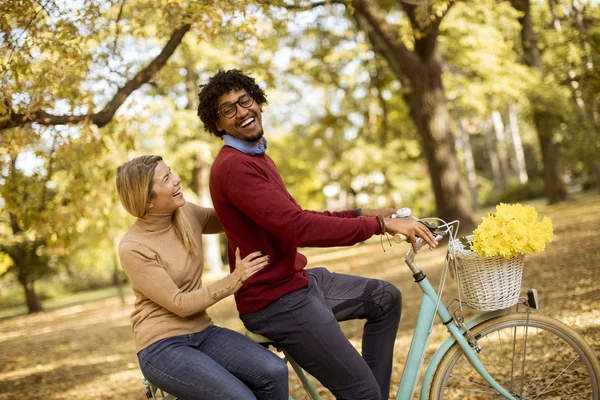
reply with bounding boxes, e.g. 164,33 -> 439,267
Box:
429,312 -> 600,399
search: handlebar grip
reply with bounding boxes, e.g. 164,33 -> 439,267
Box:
393,233 -> 408,243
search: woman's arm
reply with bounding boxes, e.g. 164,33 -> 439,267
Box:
119,242 -> 267,317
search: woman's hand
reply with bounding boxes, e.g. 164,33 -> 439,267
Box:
232,248 -> 270,284
384,217 -> 438,253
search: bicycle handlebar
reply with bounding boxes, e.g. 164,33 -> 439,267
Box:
390,208 -> 441,244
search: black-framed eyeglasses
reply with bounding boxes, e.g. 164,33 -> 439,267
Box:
216,92 -> 254,119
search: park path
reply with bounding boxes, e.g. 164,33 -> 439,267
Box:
0,193 -> 598,399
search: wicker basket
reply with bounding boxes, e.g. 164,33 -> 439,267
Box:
449,236 -> 525,311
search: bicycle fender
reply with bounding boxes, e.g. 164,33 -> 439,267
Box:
419,309 -> 508,400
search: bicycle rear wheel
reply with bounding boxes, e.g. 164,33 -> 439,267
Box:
429,312 -> 600,399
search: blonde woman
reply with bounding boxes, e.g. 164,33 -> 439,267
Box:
116,155 -> 288,400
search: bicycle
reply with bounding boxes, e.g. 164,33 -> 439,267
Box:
143,213 -> 600,399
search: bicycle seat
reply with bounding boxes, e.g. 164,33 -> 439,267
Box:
245,330 -> 274,344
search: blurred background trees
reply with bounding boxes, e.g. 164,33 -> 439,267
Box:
1,0 -> 598,313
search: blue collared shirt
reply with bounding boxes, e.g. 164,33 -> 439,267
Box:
223,135 -> 268,155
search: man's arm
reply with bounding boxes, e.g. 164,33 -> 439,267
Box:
358,208 -> 397,218
294,204 -> 396,219
223,161 -> 381,247
301,209 -> 357,218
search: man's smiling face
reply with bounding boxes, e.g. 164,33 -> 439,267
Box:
215,89 -> 264,142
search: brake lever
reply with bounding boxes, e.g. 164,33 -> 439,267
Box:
420,220 -> 438,235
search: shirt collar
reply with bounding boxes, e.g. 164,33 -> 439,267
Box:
223,135 -> 268,155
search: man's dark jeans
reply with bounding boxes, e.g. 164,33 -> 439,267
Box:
241,268 -> 402,400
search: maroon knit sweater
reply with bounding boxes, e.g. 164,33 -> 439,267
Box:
210,146 -> 381,313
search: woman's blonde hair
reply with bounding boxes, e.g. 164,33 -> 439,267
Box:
116,155 -> 198,256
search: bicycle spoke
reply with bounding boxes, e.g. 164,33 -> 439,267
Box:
523,334 -> 578,395
523,328 -> 550,393
447,374 -> 498,394
480,333 -> 507,378
530,356 -> 583,400
518,321 -> 531,397
526,378 -> 593,399
510,325 -> 518,393
430,314 -> 599,400
449,360 -> 490,393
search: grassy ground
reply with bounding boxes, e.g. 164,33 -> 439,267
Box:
0,286 -> 133,320
0,192 -> 598,399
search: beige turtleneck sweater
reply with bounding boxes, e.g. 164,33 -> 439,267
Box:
118,202 -> 242,352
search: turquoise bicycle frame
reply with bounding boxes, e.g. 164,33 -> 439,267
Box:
396,265 -> 517,400
284,260 -> 518,400
245,237 -> 521,400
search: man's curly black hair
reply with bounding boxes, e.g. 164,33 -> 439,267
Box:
197,69 -> 268,138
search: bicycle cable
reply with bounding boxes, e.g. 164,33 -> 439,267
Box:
407,216 -> 460,394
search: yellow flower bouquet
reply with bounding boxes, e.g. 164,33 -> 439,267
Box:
461,203 -> 554,259
451,203 -> 553,310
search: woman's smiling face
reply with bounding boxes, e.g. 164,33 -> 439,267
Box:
146,161 -> 185,214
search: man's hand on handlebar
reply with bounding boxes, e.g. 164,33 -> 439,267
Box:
383,217 -> 438,253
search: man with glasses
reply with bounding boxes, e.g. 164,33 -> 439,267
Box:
197,69 -> 437,400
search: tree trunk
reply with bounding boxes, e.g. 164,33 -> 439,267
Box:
596,164 -> 600,194
184,47 -> 199,111
458,117 -> 479,210
571,0 -> 594,73
113,250 -> 125,306
533,111 -> 567,203
352,0 -> 474,232
491,110 -> 510,182
199,165 -> 224,276
191,152 -> 224,276
508,106 -> 529,184
569,0 -> 600,190
183,60 -> 225,276
484,118 -> 503,188
511,0 -> 568,204
547,0 -> 562,31
9,211 -> 42,313
548,1 -> 591,122
18,271 -> 42,313
407,62 -> 475,232
370,64 -> 390,146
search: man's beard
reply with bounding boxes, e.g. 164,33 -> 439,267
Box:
246,129 -> 264,142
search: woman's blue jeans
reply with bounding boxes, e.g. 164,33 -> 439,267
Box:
138,325 -> 288,400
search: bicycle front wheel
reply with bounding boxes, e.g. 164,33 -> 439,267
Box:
429,312 -> 600,399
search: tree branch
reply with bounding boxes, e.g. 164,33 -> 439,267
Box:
1,23 -> 191,131
38,132 -> 58,212
1,0 -> 52,76
351,0 -> 419,78
257,0 -> 347,11
402,0 -> 455,60
111,0 -> 128,56
434,0 -> 457,26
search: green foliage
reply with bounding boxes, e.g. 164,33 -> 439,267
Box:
442,0 -> 534,115
483,178 -> 547,207
0,0 -> 263,311
1,0 -> 599,313
0,126 -> 127,312
527,1 -> 600,184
